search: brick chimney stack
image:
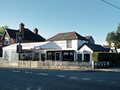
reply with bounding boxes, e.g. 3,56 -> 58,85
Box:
19,23 -> 25,33
33,28 -> 38,35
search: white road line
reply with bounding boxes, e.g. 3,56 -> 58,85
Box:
114,81 -> 120,83
37,87 -> 42,90
81,78 -> 91,81
13,70 -> 20,73
38,73 -> 48,76
26,87 -> 32,90
25,71 -> 32,74
57,75 -> 66,78
70,77 -> 79,79
97,80 -> 105,82
111,81 -> 116,84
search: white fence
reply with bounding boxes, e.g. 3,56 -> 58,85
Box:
0,60 -> 92,70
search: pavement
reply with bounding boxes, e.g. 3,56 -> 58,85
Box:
95,68 -> 120,72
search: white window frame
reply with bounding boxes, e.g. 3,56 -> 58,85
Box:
66,40 -> 72,48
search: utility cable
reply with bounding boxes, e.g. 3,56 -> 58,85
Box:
102,0 -> 120,10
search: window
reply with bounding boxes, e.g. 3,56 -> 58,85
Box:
47,52 -> 53,60
77,54 -> 82,62
4,39 -> 12,45
62,51 -> 74,61
66,40 -> 72,48
63,52 -> 69,55
33,52 -> 39,60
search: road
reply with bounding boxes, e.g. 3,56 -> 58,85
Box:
0,68 -> 120,90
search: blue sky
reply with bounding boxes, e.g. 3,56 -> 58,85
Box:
0,0 -> 120,44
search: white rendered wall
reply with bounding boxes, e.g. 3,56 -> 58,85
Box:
51,40 -> 87,50
53,40 -> 78,50
79,45 -> 93,63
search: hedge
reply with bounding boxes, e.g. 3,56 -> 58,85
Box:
92,52 -> 120,66
92,52 -> 99,62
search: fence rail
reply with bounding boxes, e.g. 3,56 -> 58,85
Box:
0,60 -> 92,70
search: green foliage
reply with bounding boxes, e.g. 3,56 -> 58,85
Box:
106,31 -> 116,43
98,53 -> 120,67
92,52 -> 120,67
106,24 -> 120,48
116,24 -> 120,33
0,26 -> 6,35
117,43 -> 120,48
92,52 -> 99,62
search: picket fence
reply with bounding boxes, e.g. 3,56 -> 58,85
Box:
0,60 -> 92,70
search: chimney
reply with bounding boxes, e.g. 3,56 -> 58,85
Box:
19,23 -> 25,33
33,28 -> 38,35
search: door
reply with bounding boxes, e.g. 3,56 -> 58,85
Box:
55,52 -> 61,61
84,54 -> 90,62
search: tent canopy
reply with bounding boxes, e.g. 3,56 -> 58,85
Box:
3,41 -> 61,50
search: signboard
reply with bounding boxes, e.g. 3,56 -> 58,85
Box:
16,33 -> 23,43
111,42 -> 115,47
17,44 -> 22,53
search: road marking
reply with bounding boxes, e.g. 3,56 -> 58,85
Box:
37,87 -> 42,90
38,73 -> 48,76
111,81 -> 115,84
13,70 -> 20,73
114,80 -> 120,83
25,71 -> 32,74
81,78 -> 91,81
26,87 -> 32,90
57,75 -> 66,78
70,76 -> 79,79
97,80 -> 105,82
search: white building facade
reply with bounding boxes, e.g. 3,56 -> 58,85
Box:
2,31 -> 108,63
46,32 -> 89,61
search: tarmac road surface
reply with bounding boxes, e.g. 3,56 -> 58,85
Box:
0,68 -> 120,90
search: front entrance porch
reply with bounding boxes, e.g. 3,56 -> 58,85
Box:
46,50 -> 75,61
81,51 -> 91,63
84,54 -> 90,62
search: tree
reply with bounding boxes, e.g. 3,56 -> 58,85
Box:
0,27 -> 4,35
0,26 -> 8,35
106,24 -> 120,48
116,24 -> 120,33
106,31 -> 116,43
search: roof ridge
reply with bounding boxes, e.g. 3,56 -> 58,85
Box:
83,35 -> 92,37
58,31 -> 75,34
6,28 -> 17,31
73,32 -> 78,39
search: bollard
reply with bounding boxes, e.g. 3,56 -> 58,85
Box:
92,61 -> 94,69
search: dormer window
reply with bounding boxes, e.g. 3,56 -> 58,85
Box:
66,40 -> 72,48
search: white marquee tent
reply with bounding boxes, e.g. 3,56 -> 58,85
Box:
2,41 -> 61,61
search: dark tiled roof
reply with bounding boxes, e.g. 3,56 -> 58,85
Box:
6,28 -> 18,39
79,43 -> 110,52
5,28 -> 46,42
84,36 -> 95,44
84,36 -> 92,40
47,32 -> 88,41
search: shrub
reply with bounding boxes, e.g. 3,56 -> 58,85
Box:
92,52 -> 99,62
92,52 -> 120,67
